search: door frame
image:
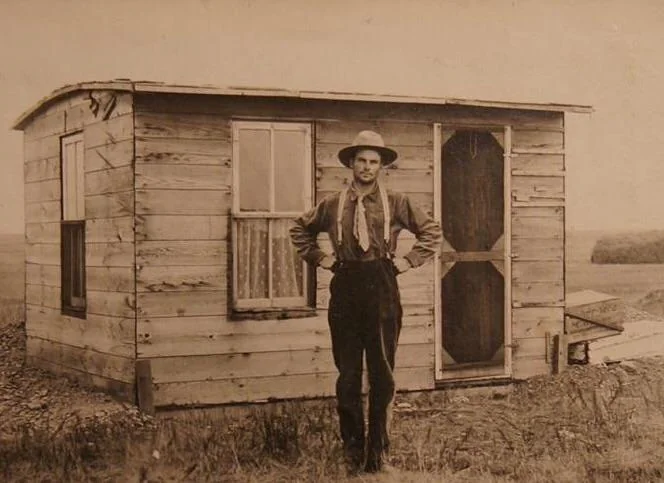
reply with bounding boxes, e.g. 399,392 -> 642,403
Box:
433,123 -> 514,382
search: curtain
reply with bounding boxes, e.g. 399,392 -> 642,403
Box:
272,219 -> 303,298
236,218 -> 303,301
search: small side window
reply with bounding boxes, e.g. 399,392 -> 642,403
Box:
60,133 -> 86,318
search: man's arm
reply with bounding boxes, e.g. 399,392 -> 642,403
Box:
289,197 -> 334,267
393,193 -> 442,268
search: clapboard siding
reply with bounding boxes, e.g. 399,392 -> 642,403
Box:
26,337 -> 134,384
23,90 -> 137,402
150,343 -> 433,384
135,215 -> 229,241
86,139 -> 134,172
26,305 -> 134,358
509,127 -> 566,378
153,366 -> 434,407
137,313 -> 432,358
86,217 -> 134,243
24,157 -> 60,183
25,222 -> 60,244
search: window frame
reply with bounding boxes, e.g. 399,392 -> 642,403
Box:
231,121 -> 314,314
60,132 -> 87,319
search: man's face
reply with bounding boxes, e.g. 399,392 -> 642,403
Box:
351,149 -> 382,186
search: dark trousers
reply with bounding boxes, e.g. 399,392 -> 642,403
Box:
328,258 -> 403,470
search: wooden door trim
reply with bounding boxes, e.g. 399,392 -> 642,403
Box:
433,124 -> 514,381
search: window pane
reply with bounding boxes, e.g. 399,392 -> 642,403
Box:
238,129 -> 271,211
274,129 -> 306,212
236,219 -> 269,299
271,218 -> 304,298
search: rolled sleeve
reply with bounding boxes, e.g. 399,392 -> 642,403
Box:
289,198 -> 332,266
393,193 -> 442,267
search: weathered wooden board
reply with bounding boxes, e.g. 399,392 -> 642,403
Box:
24,157 -> 60,183
86,242 -> 134,267
25,200 -> 61,223
26,336 -> 135,383
27,356 -> 134,403
511,175 -> 564,203
135,137 -> 231,165
24,179 -> 61,203
25,222 -> 60,244
511,237 -> 563,261
85,191 -> 134,219
512,307 -> 564,339
25,135 -> 60,162
565,290 -> 625,332
317,167 -> 433,193
135,215 -> 229,241
25,242 -> 60,265
85,166 -> 134,196
26,263 -> 60,287
85,139 -> 134,172
315,143 -> 433,170
42,91 -> 89,116
511,356 -> 549,380
87,266 -> 134,293
137,265 -> 225,293
135,164 -> 232,190
66,92 -> 133,131
87,290 -> 136,318
316,120 -> 433,147
137,240 -> 225,266
135,111 -> 230,140
137,314 -> 432,358
86,217 -> 134,243
149,343 -> 432,384
511,153 -> 564,174
137,291 -> 227,318
512,130 -> 563,151
24,110 -> 65,141
512,260 -> 563,283
512,209 -> 563,239
152,366 -> 433,407
512,336 -> 557,362
135,189 -> 231,216
26,284 -> 60,309
513,281 -> 564,307
26,304 -> 134,358
83,113 -> 134,149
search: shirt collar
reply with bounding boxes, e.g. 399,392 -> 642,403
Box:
348,181 -> 379,201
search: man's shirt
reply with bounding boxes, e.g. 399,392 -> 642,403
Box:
290,183 -> 442,267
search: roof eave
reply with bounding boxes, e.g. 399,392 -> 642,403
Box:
12,80 -> 593,131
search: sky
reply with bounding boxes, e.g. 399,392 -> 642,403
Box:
1,0 -> 663,233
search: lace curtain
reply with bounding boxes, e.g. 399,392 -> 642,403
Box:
236,218 -> 303,301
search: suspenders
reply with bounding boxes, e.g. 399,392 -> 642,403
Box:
336,182 -> 391,258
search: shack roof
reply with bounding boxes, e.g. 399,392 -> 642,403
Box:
12,79 -> 594,131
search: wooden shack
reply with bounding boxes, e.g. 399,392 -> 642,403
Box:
13,80 -> 593,409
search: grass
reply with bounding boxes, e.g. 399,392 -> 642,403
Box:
4,366 -> 664,482
2,230 -> 664,480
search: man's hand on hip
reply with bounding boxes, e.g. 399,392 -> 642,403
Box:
392,257 -> 411,274
319,255 -> 337,271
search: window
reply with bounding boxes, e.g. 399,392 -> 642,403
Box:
232,122 -> 313,313
60,133 -> 86,318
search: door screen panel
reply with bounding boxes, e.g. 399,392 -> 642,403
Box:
440,130 -> 506,372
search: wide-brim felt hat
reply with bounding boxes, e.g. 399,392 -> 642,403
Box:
338,130 -> 398,168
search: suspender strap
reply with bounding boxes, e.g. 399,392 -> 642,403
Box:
336,182 -> 391,246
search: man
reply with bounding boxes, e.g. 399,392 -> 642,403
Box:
290,130 -> 442,473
